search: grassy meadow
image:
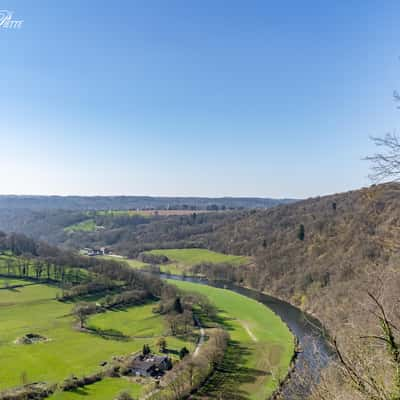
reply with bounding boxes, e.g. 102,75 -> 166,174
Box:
168,280 -> 295,400
48,378 -> 143,400
99,248 -> 249,276
0,255 -> 293,400
64,219 -> 98,232
100,255 -> 149,270
144,248 -> 249,275
88,303 -> 165,338
0,277 -> 33,287
147,248 -> 248,266
0,278 -> 191,395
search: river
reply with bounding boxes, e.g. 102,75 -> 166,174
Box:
159,273 -> 334,399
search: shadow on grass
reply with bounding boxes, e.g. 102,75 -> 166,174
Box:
69,387 -> 90,395
2,286 -> 21,292
198,308 -> 238,334
61,288 -> 124,304
85,326 -> 130,341
165,348 -> 179,356
193,340 -> 267,400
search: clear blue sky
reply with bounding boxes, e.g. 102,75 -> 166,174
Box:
1,1 -> 399,198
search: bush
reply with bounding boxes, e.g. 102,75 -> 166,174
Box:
138,252 -> 169,264
115,391 -> 134,400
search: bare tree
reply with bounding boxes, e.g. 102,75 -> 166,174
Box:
72,302 -> 97,328
310,292 -> 400,400
365,133 -> 400,182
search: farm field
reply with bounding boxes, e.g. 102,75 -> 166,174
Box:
142,248 -> 250,275
147,248 -> 249,266
0,277 -> 192,394
0,267 -> 294,400
169,279 -> 295,400
48,378 -> 142,400
102,256 -> 149,270
88,303 -> 165,338
64,219 -> 98,232
99,248 -> 249,276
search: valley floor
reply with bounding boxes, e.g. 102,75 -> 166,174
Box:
0,278 -> 191,397
169,280 -> 294,400
0,273 -> 294,400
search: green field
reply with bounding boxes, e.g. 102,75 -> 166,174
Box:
0,270 -> 293,400
99,248 -> 249,276
97,255 -> 151,271
49,378 -> 142,400
0,278 -> 33,287
168,280 -> 295,400
64,219 -> 98,232
148,248 -> 248,266
124,258 -> 150,269
88,303 -> 165,338
0,278 -> 191,396
98,254 -> 184,276
143,248 -> 249,276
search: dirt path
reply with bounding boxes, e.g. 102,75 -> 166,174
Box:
193,315 -> 205,357
241,321 -> 258,342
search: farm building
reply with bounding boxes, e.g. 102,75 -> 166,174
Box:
82,247 -> 108,256
127,354 -> 171,378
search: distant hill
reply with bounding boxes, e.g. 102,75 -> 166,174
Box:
42,182 -> 397,337
0,195 -> 296,211
1,184 -> 398,339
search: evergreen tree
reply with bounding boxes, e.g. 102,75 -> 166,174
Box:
173,297 -> 183,314
142,344 -> 151,356
179,346 -> 189,359
298,224 -> 305,241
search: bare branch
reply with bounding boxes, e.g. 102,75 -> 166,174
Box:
365,133 -> 400,182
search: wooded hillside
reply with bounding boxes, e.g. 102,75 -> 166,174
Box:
1,183 -> 399,336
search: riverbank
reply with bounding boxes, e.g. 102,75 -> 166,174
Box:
161,274 -> 333,399
168,279 -> 295,400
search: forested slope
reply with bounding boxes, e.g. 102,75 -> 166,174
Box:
202,183 -> 400,333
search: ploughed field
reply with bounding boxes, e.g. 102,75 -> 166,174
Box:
168,280 -> 295,400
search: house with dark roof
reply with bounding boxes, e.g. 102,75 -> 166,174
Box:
128,354 -> 171,378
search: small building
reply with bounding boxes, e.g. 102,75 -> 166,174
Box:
83,247 -> 107,256
128,354 -> 171,378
